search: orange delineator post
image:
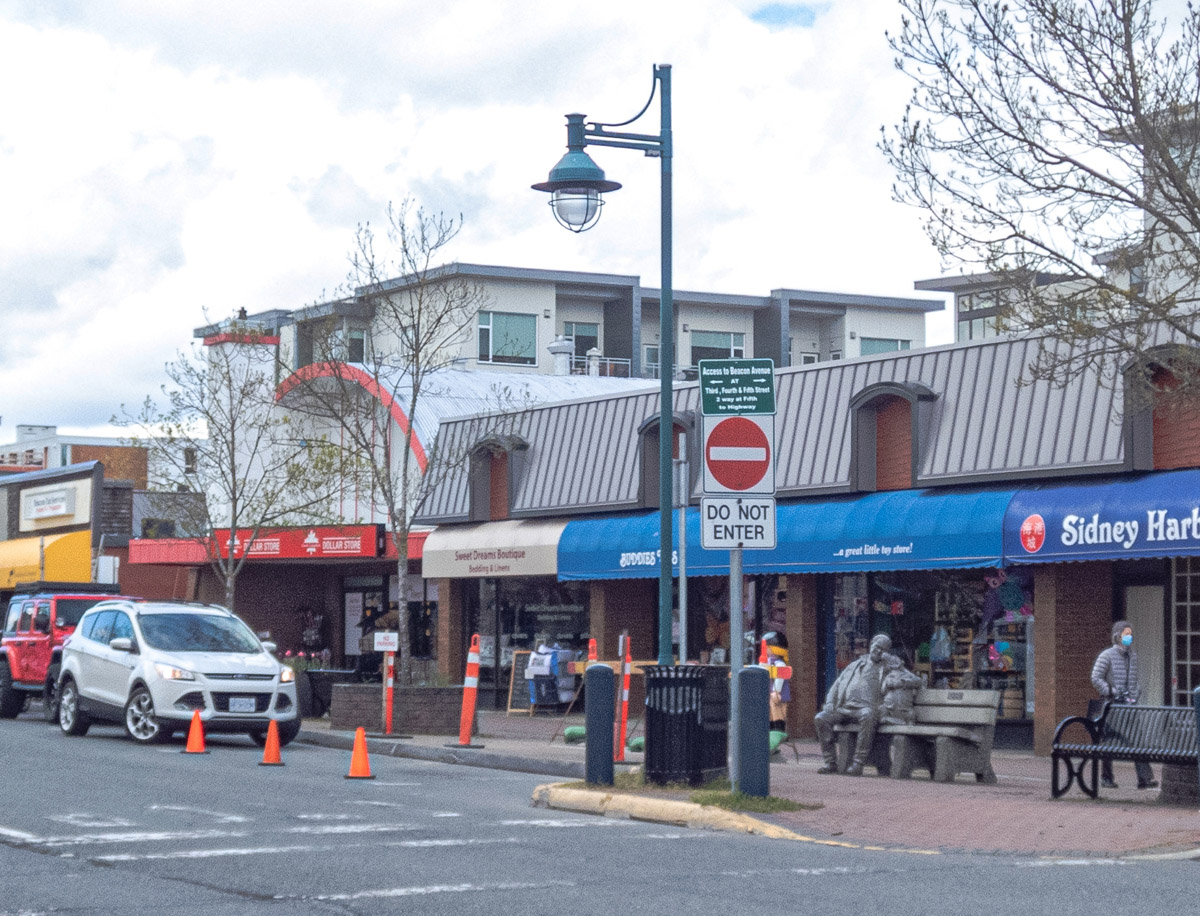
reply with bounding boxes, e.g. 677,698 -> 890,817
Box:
587,638 -> 598,663
182,710 -> 208,754
457,633 -> 481,747
759,638 -> 769,665
615,636 -> 631,762
383,650 -> 395,735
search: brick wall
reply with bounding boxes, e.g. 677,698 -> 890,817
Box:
1032,562 -> 1113,756
590,578 -> 655,710
874,396 -> 912,491
1153,398 -> 1200,469
329,683 -> 473,735
437,578 -> 465,684
783,574 -> 819,737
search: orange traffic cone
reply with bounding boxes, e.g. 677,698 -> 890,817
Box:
259,720 -> 284,766
587,638 -> 598,662
182,710 -> 208,754
345,726 -> 375,779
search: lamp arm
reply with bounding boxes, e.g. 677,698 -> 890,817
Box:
589,64 -> 662,131
582,134 -> 663,154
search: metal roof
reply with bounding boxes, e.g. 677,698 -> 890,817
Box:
415,331 -> 1128,524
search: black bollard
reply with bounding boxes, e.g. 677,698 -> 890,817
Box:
585,664 -> 615,786
1193,686 -> 1200,800
738,666 -> 770,797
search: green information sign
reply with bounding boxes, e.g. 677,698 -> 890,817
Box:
698,358 -> 776,415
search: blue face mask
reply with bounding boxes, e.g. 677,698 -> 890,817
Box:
1121,634 -> 1133,647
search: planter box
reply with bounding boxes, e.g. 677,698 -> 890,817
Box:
329,684 -> 476,736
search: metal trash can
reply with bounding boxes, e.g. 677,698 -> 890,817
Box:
643,665 -> 729,786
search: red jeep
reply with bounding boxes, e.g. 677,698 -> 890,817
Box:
0,584 -> 131,721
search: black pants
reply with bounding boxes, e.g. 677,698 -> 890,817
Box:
1101,757 -> 1154,786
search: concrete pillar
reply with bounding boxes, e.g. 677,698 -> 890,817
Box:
784,574 -> 820,738
1033,563 -> 1114,756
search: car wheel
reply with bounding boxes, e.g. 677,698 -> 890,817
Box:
42,663 -> 61,723
250,719 -> 301,748
124,686 -> 171,744
0,660 -> 24,719
58,677 -> 91,736
276,718 -> 301,746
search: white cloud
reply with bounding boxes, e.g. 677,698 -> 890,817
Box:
0,0 -> 952,442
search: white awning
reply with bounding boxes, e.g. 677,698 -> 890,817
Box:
421,519 -> 568,579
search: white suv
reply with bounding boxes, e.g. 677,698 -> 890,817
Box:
57,600 -> 299,746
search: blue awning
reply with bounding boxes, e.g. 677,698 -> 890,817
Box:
1004,469 -> 1200,564
557,510 -> 731,580
744,487 -> 1016,575
558,485 -> 1017,580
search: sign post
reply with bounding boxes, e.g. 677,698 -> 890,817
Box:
374,631 -> 400,735
698,358 -> 776,794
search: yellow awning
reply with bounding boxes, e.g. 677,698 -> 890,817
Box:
0,530 -> 93,589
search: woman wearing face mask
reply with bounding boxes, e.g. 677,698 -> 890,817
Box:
1090,620 -> 1158,790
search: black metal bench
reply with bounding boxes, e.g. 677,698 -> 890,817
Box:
1050,702 -> 1197,799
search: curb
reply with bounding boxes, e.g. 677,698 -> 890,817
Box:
530,783 -> 940,853
298,728 -> 585,779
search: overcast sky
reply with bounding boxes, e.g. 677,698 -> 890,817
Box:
0,0 -> 955,443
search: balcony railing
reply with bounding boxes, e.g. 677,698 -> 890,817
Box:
569,354 -> 632,378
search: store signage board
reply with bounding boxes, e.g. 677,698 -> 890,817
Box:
698,358 -> 775,416
701,497 -> 776,550
373,631 -> 400,652
702,414 -> 776,495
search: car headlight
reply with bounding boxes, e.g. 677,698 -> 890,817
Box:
154,663 -> 195,681
279,666 -> 295,683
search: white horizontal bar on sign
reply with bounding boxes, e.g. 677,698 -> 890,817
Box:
708,447 -> 767,461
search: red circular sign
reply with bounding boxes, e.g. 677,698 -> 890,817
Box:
705,416 -> 771,491
1020,514 -> 1046,553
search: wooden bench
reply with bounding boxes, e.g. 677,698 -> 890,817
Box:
1050,702 -> 1197,799
832,688 -> 1001,783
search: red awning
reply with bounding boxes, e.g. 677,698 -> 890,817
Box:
129,526 -> 426,565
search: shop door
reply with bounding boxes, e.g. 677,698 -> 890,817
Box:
1125,585 -> 1165,705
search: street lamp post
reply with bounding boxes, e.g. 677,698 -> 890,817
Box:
533,64 -> 675,665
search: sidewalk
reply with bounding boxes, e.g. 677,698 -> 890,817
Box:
299,710 -> 1200,859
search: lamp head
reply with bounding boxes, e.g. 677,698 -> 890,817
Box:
532,114 -> 621,232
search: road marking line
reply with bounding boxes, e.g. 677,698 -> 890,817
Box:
499,819 -> 633,828
430,812 -> 461,818
0,825 -> 39,842
294,814 -> 358,821
283,824 -> 416,836
48,814 -> 136,828
91,837 -> 521,863
36,829 -> 245,848
148,805 -> 250,823
276,879 -> 575,902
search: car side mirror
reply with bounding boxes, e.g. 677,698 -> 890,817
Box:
260,641 -> 277,654
109,637 -> 134,652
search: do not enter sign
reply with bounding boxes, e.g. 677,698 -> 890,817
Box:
702,415 -> 775,495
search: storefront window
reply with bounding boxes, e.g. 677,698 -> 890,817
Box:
464,577 -> 588,708
825,568 -> 1034,722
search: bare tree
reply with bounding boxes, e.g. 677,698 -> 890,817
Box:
118,318 -> 339,610
883,0 -> 1200,395
280,200 -> 489,681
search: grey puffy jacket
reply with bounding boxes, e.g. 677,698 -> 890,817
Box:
1091,645 -> 1141,703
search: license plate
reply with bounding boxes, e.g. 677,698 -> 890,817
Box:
229,696 -> 257,713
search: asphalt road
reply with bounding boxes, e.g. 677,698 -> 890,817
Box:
2,708 -> 1199,915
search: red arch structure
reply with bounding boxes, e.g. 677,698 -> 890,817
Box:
276,362 -> 429,473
